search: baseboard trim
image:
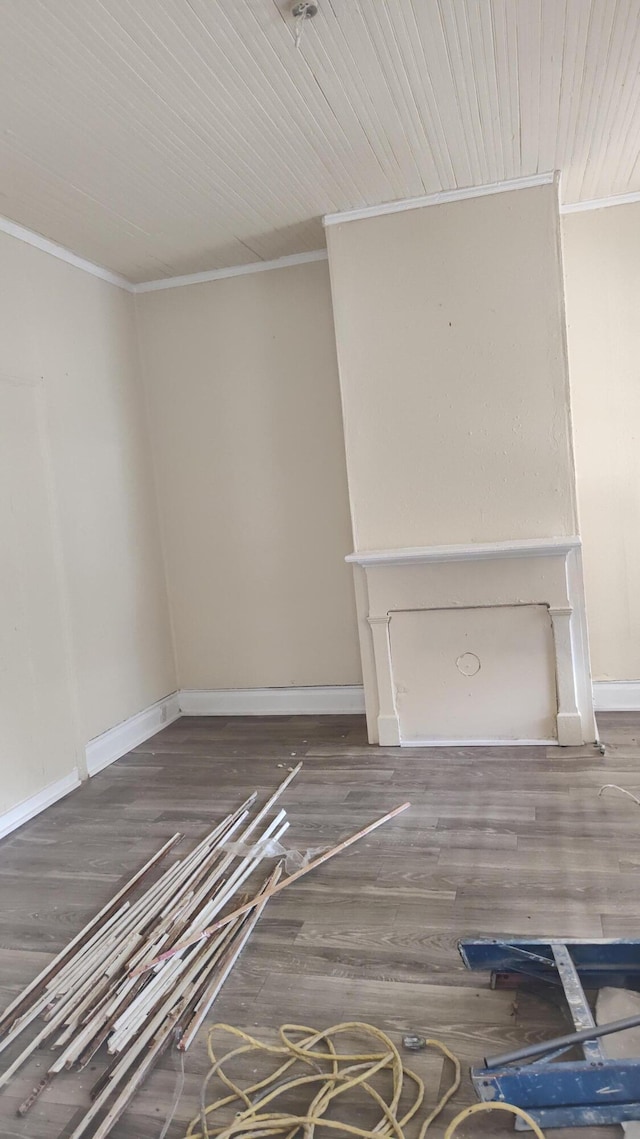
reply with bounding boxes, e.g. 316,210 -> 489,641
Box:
401,739 -> 558,748
2,682 -> 629,841
179,686 -> 366,716
85,692 -> 181,776
593,681 -> 640,711
0,769 -> 81,842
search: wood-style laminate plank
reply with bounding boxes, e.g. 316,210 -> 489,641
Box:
0,712 -> 629,1137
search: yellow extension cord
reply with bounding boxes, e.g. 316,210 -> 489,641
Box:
183,1022 -> 546,1139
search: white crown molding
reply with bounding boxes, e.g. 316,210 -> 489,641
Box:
0,214 -> 328,295
346,537 -> 581,568
0,769 -> 81,842
85,692 -> 181,776
561,190 -> 640,215
3,182 -> 640,297
323,173 -> 556,227
133,249 -> 329,293
593,681 -> 640,711
0,213 -> 134,291
179,686 -> 365,716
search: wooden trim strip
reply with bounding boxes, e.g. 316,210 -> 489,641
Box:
133,802 -> 411,975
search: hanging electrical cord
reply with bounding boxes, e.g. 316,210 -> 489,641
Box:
180,1021 -> 546,1139
292,2 -> 318,49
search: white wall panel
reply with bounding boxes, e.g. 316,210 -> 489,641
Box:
390,605 -> 557,743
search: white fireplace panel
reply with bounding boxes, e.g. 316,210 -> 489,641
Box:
347,539 -> 595,747
389,605 -> 558,743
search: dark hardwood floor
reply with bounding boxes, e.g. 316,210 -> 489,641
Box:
1,712 -> 638,1137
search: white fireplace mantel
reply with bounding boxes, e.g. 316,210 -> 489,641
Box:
346,536 -> 582,567
347,536 -> 596,748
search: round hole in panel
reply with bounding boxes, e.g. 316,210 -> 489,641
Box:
456,651 -> 481,677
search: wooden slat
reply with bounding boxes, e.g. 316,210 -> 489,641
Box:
0,712 -> 631,1139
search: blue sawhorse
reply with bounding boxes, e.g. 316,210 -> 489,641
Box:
459,937 -> 640,1130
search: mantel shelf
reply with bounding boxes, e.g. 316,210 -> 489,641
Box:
346,536 -> 581,568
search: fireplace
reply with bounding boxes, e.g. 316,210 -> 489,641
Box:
347,538 -> 595,747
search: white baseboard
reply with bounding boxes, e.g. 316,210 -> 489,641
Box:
86,686 -> 363,775
178,686 -> 366,716
401,738 -> 558,747
593,681 -> 640,711
85,692 -> 181,776
0,769 -> 81,842
0,681 -> 630,842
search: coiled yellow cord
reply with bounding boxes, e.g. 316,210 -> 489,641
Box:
182,1021 -> 545,1138
444,1101 -> 545,1137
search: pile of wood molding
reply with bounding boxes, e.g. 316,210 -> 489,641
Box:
0,764 -> 408,1138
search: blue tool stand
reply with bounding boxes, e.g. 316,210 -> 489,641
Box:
459,938 -> 640,1130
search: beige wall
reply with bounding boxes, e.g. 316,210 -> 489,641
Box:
30,251 -> 176,740
563,203 -> 640,681
0,375 -> 79,814
136,260 -> 361,690
0,231 -> 175,815
326,183 -> 578,550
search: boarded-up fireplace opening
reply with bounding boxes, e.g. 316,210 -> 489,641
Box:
389,604 -> 558,744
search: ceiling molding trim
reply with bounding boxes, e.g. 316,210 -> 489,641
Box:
323,173 -> 556,227
133,249 -> 329,293
0,213 -> 134,291
560,190 -> 640,215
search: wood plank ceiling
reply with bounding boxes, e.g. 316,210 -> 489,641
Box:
1,0 -> 639,283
